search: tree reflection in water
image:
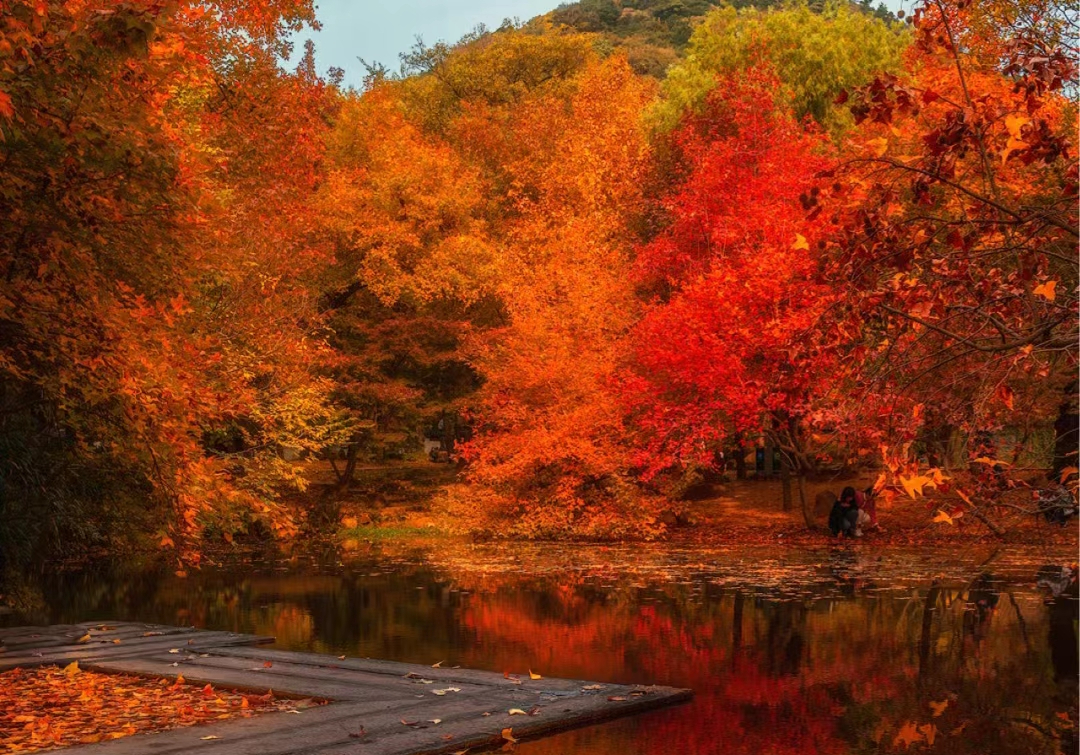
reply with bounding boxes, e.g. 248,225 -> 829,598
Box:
9,544 -> 1078,755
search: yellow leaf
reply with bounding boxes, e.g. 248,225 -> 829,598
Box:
931,510 -> 954,525
929,700 -> 949,717
956,488 -> 973,506
1033,280 -> 1057,301
501,727 -> 518,743
900,474 -> 934,499
529,670 -> 542,680
342,516 -> 358,529
869,137 -> 889,157
973,457 -> 1010,467
1060,467 -> 1079,483
431,660 -> 443,668
872,472 -> 888,494
75,633 -> 91,644
1005,113 -> 1029,138
508,708 -> 527,715
1001,135 -> 1027,164
63,661 -> 80,676
792,234 -> 810,251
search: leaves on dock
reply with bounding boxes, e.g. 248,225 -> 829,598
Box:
0,665 -> 303,752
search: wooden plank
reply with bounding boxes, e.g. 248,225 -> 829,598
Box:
0,623 -> 194,651
0,631 -> 273,671
129,652 -> 497,700
214,646 -> 590,693
89,657 -> 417,703
50,700 -> 420,755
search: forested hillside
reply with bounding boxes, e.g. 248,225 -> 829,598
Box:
544,0 -> 896,75
0,0 -> 1074,572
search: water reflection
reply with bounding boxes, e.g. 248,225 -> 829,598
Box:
7,544 -> 1077,755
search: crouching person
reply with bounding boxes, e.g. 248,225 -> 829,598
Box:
829,487 -> 861,538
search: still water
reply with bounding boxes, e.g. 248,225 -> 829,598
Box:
9,541 -> 1078,754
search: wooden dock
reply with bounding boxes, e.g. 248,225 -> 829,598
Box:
0,622 -> 691,754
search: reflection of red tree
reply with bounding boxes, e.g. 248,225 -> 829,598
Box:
458,594 -> 852,754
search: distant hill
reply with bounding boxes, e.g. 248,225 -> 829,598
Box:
536,0 -> 897,77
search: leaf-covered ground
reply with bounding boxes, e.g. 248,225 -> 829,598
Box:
0,664 -> 314,753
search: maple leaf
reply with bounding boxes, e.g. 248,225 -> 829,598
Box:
900,474 -> 934,499
929,699 -> 949,717
1033,280 -> 1057,301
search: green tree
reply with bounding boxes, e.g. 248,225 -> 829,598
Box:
654,1 -> 908,135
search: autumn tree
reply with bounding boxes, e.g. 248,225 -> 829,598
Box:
445,55 -> 663,539
0,0 -> 346,566
624,69 -> 834,513
812,0 -> 1078,526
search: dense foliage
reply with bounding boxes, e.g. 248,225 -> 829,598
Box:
0,0 -> 1075,565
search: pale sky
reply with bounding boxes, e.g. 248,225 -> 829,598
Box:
293,0 -> 912,90
291,0 -> 561,89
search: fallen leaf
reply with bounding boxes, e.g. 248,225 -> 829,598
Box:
169,649 -> 181,654
508,708 -> 527,715
200,736 -> 220,740
607,696 -> 628,702
1060,467 -> 1079,483
893,721 -> 923,749
75,634 -> 92,644
63,661 -> 80,677
583,684 -> 603,690
262,661 -> 273,668
929,700 -> 949,717
501,728 -> 518,743
793,234 -> 810,251
337,655 -> 346,660
529,670 -> 542,680
431,660 -> 444,668
428,718 -> 442,724
432,687 -> 461,696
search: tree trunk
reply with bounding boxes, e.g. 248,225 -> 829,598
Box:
334,440 -> 360,493
798,474 -> 815,529
780,456 -> 792,511
734,445 -> 747,480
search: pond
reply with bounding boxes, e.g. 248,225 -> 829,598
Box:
7,541 -> 1078,754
